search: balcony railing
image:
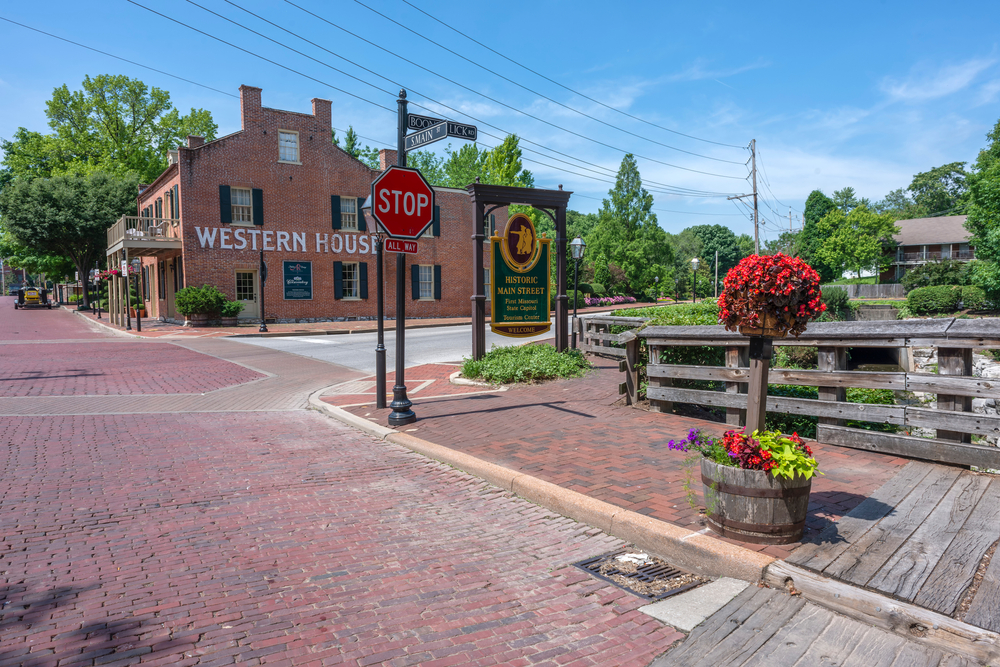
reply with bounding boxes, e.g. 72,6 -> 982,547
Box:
896,250 -> 974,263
108,216 -> 181,248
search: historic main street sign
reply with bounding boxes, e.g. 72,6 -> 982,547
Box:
405,114 -> 478,147
404,120 -> 447,152
490,213 -> 551,337
370,165 -> 436,239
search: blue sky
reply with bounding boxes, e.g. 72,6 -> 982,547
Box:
2,0 -> 999,243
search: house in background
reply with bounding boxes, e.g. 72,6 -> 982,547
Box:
880,215 -> 975,283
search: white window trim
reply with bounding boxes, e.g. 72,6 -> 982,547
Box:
418,264 -> 434,301
342,261 -> 361,300
278,129 -> 301,165
231,187 -> 254,226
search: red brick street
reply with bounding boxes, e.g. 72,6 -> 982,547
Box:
1,299 -> 683,666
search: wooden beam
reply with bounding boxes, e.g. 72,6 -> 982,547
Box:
907,373 -> 1000,398
817,424 -> 1000,469
937,347 -> 974,443
764,561 -> 1000,665
906,406 -> 1000,436
725,345 -> 747,427
818,346 -> 848,428
647,365 -> 906,390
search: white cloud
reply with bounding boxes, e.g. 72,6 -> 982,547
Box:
665,58 -> 769,84
975,79 -> 1000,107
881,58 -> 996,102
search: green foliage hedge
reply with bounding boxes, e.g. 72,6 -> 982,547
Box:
577,283 -> 593,295
461,344 -> 590,384
175,284 -> 228,316
901,259 -> 971,293
821,287 -> 849,318
906,285 -> 962,314
220,300 -> 245,317
617,301 -> 719,326
962,285 -> 987,310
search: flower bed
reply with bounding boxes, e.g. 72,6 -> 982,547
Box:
584,295 -> 637,307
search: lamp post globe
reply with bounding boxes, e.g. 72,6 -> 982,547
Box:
569,237 -> 586,349
690,257 -> 700,304
654,275 -> 659,303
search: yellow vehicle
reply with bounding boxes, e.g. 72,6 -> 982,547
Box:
14,287 -> 52,309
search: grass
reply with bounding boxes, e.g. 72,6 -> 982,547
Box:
617,300 -> 720,326
461,344 -> 591,384
827,277 -> 877,285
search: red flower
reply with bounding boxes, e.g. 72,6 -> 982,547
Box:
718,253 -> 826,337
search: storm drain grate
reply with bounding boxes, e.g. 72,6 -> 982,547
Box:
573,549 -> 708,602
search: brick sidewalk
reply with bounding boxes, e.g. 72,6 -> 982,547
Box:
333,357 -> 910,561
1,411 -> 683,666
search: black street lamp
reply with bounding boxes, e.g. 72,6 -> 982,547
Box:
131,257 -> 142,332
690,257 -> 700,304
654,275 -> 659,303
94,269 -> 102,319
259,248 -> 268,332
569,236 -> 586,349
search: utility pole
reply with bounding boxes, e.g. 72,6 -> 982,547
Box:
714,250 -> 719,299
789,208 -> 793,233
750,139 -> 759,255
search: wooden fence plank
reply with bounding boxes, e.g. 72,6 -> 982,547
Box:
907,373 -> 1000,399
725,346 -> 747,427
819,346 -> 849,428
915,479 -> 1000,616
817,425 -> 1000,470
788,461 -> 936,572
906,406 -> 1000,436
824,466 -> 963,586
867,473 -> 991,602
937,347 -> 974,443
578,343 -> 625,358
647,364 -> 905,390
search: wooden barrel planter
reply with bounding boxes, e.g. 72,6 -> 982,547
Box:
700,458 -> 811,545
184,313 -> 212,327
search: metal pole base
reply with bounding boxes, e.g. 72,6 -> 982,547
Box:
259,321 -> 268,333
376,345 -> 387,410
388,385 -> 415,426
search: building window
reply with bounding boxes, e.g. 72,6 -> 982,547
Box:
236,271 -> 256,302
231,188 -> 253,225
484,267 -> 491,300
341,197 -> 358,230
419,265 -> 433,299
342,262 -> 359,298
279,130 -> 299,163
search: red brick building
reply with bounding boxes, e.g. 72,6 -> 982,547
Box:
105,85 -> 504,325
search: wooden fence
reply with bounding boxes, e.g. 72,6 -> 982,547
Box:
581,316 -> 1000,469
820,284 -> 905,299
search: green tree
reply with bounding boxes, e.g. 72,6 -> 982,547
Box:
874,187 -> 926,220
815,206 -> 899,280
566,210 -> 599,240
764,230 -> 802,257
964,119 -> 1000,302
0,229 -> 75,283
443,143 -> 483,189
686,224 -> 742,276
586,155 -> 673,296
666,228 -> 703,300
342,126 -> 362,158
480,135 -> 533,188
832,187 -> 859,213
736,233 -> 754,259
406,150 -> 446,186
42,74 -> 217,182
800,190 -> 839,281
907,162 -> 968,216
0,172 -> 137,307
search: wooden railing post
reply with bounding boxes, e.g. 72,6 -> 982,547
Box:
745,337 -> 773,434
647,343 -> 672,414
818,346 -> 848,427
937,347 -> 973,443
726,345 -> 748,427
619,332 -> 639,406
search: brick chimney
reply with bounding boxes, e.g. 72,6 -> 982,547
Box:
379,149 -> 398,170
311,97 -> 332,130
186,136 -> 205,149
240,84 -> 263,129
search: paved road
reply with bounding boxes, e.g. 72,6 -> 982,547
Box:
233,321 -> 556,374
0,304 -> 684,666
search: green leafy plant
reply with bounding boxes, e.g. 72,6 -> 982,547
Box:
962,285 -> 987,310
220,299 -> 245,317
821,286 -> 850,318
461,344 -> 590,384
900,260 -> 971,293
174,284 -> 228,316
906,285 -> 962,314
669,427 -> 821,480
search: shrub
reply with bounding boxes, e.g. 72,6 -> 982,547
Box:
618,301 -> 720,326
900,259 -> 971,293
175,284 -> 228,316
906,285 -> 962,315
221,300 -> 245,317
577,283 -> 593,295
821,287 -> 849,318
962,285 -> 987,310
774,346 -> 818,369
590,283 -> 606,295
461,344 -> 590,384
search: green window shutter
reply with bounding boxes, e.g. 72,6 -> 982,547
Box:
434,265 -> 441,300
252,188 -> 264,226
411,264 -> 420,300
432,205 -> 440,237
359,262 -> 368,299
219,185 -> 232,224
333,261 -> 343,299
331,195 -> 341,230
173,185 -> 180,219
357,198 -> 367,232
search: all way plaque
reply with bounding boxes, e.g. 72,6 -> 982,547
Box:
490,213 -> 550,337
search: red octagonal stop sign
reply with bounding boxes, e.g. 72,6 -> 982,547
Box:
370,165 -> 436,239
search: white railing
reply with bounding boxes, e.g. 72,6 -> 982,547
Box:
108,216 -> 181,247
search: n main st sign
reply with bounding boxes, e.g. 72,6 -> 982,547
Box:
370,165 -> 435,240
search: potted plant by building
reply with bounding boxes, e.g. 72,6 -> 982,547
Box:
670,429 -> 820,544
175,285 -> 228,327
219,299 -> 245,327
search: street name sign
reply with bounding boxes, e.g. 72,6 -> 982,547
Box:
384,238 -> 419,254
404,121 -> 447,152
406,113 -> 478,147
370,165 -> 436,240
490,213 -> 551,337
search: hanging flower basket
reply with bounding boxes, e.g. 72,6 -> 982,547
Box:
718,253 -> 825,338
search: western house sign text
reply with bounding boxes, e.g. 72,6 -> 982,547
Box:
195,227 -> 381,255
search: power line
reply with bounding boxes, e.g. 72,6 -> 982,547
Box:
572,193 -> 747,216
0,16 -> 238,99
397,0 -> 745,149
283,0 -> 746,180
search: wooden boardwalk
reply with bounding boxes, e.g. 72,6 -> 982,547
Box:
787,461 -> 1000,634
652,587 -> 977,666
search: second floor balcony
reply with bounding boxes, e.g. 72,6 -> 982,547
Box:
895,249 -> 975,263
107,216 -> 182,257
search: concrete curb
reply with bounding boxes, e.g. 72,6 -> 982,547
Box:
309,387 -> 775,583
67,307 -> 139,338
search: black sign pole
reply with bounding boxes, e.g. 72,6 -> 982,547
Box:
259,248 -> 268,332
389,89 -> 415,426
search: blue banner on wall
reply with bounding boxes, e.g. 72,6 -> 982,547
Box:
283,261 -> 312,300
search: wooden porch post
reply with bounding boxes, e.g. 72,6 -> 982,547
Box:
745,336 -> 773,435
726,345 -> 749,427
